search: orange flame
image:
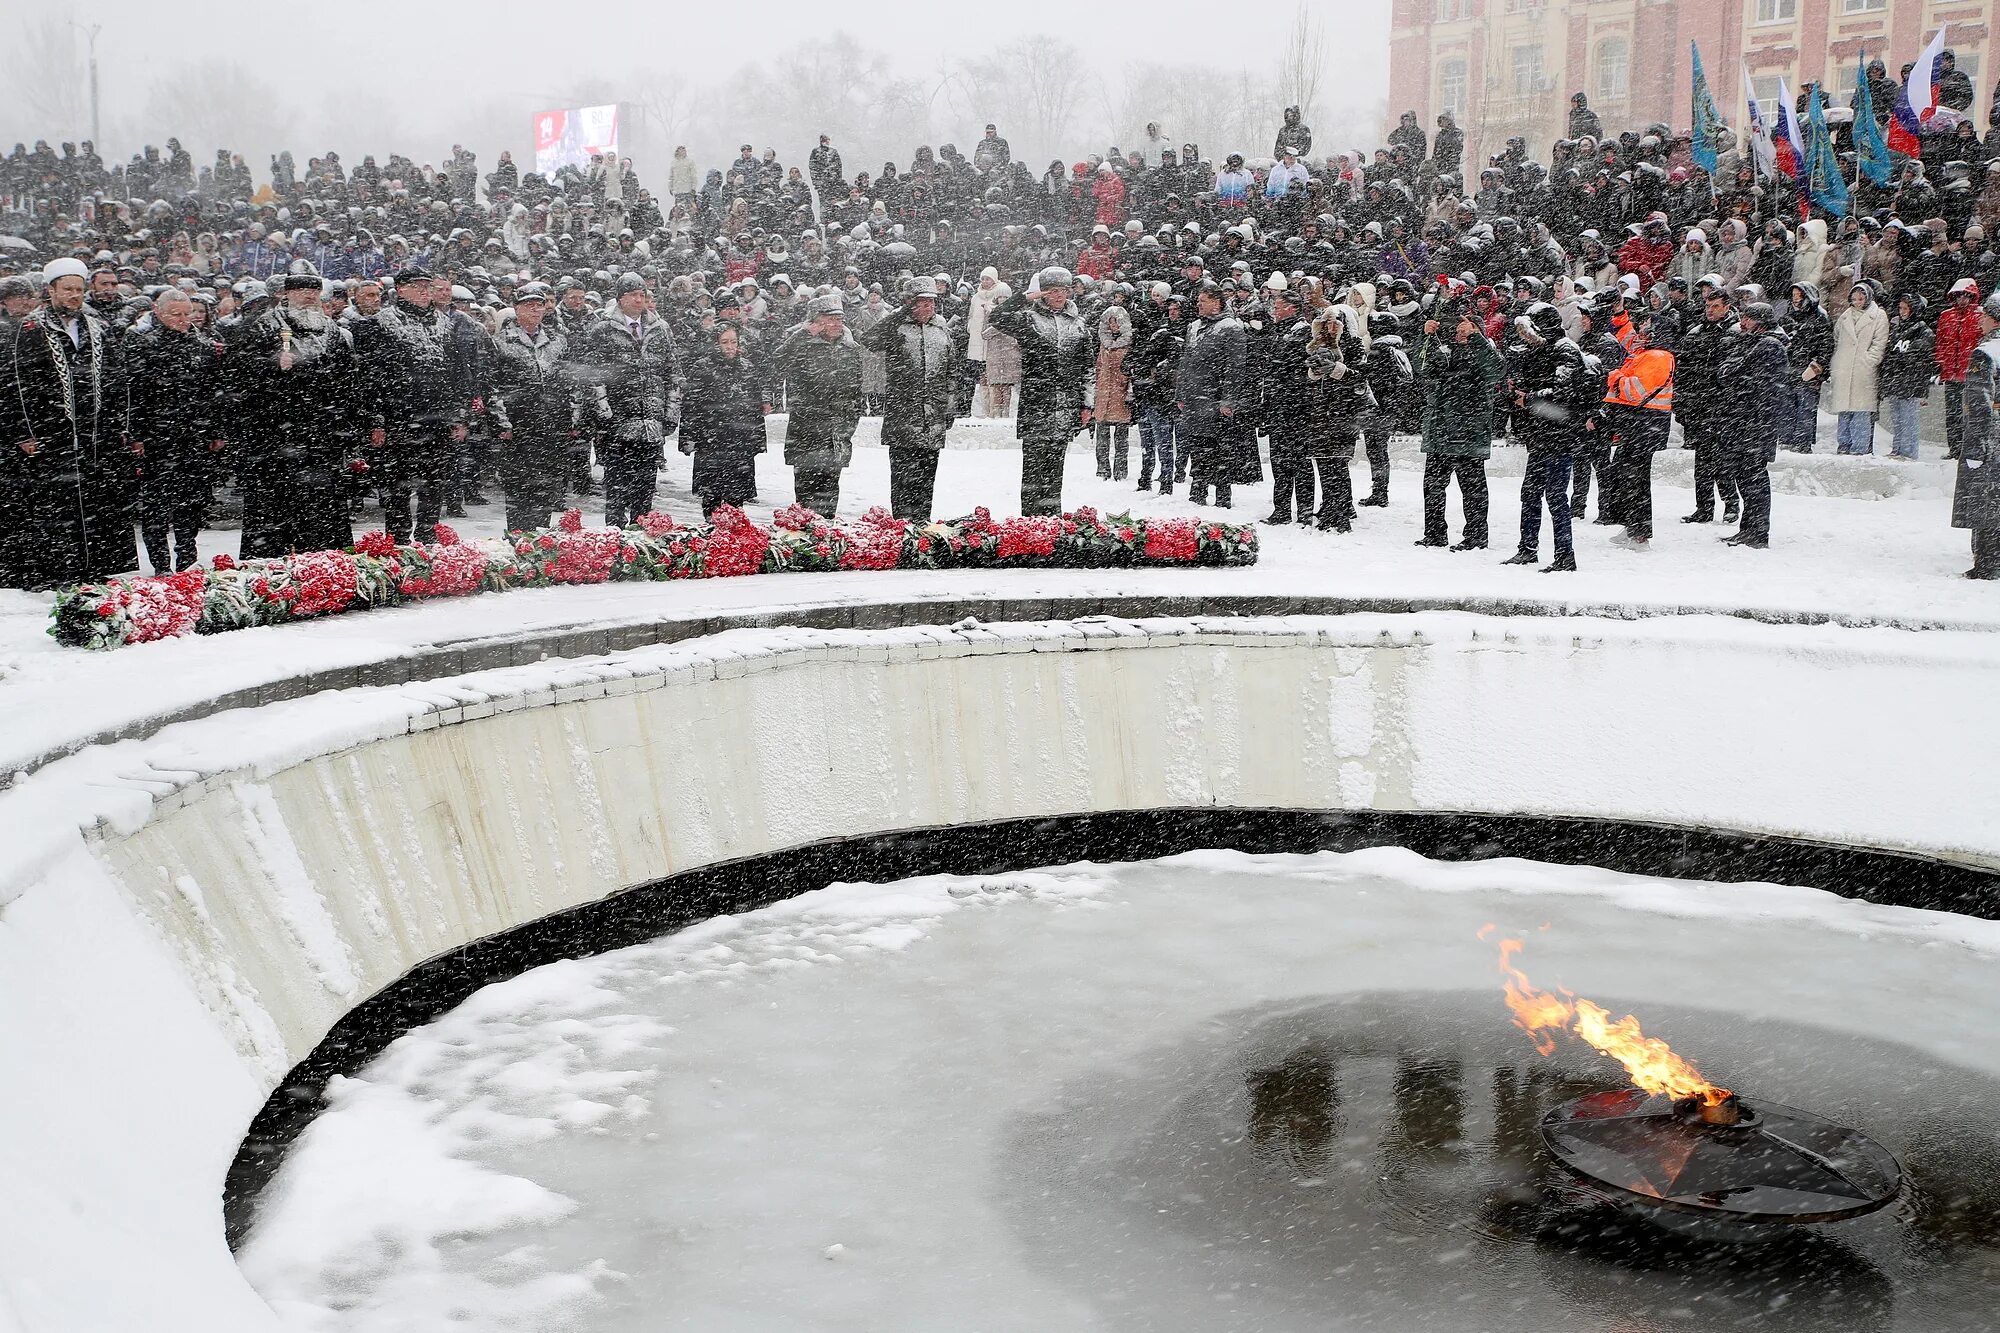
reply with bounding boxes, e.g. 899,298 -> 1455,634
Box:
1482,926 -> 1731,1106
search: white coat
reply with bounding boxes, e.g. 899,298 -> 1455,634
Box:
965,271 -> 1013,362
1828,296 -> 1890,414
1792,219 -> 1830,294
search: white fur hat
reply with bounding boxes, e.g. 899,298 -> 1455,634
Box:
42,257 -> 88,283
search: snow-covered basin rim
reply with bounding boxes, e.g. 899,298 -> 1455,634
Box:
10,581 -> 2000,787
6,609 -> 1998,914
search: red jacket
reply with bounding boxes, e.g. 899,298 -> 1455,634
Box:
1936,294 -> 1983,383
1076,243 -> 1116,281
1092,172 -> 1127,228
1616,235 -> 1675,290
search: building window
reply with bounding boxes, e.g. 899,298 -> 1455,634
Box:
1503,0 -> 1545,12
1439,59 -> 1468,117
1841,0 -> 1886,12
1749,75 -> 1785,122
1755,0 -> 1797,22
1512,44 -> 1546,96
1596,37 -> 1630,102
1434,0 -> 1470,21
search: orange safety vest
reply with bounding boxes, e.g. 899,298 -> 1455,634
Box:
1612,309 -> 1640,352
1603,348 -> 1675,412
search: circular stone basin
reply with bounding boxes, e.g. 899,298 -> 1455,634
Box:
237,849 -> 2000,1332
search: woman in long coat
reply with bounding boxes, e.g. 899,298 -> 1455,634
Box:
1829,282 -> 1890,454
849,290 -> 889,414
965,269 -> 1014,417
681,325 -> 768,518
1092,305 -> 1133,479
1956,295 -> 2000,579
981,325 -> 1021,418
1302,304 -> 1372,531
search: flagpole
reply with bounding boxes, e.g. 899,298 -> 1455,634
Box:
1853,54 -> 1867,210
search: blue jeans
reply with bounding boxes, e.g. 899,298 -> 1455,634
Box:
1784,382 -> 1820,452
1137,406 -> 1176,487
1884,397 -> 1922,458
1517,447 -> 1574,558
1836,410 -> 1876,455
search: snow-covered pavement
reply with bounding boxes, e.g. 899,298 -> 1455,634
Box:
0,423 -> 1993,780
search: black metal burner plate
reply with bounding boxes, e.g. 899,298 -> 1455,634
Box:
1540,1088 -> 1904,1224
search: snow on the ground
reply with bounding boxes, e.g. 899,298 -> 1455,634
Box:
0,425 -> 1993,781
235,847 -> 2000,1333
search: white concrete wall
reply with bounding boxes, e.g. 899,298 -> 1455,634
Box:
1,612 -> 1994,1332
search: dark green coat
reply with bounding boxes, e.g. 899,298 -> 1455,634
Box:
1956,337 -> 2000,532
1416,329 -> 1504,459
777,329 -> 863,471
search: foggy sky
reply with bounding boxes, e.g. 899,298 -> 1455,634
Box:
5,0 -> 1391,178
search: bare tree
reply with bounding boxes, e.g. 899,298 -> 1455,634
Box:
960,36 -> 1086,164
140,59 -> 295,172
4,2 -> 89,145
1275,1 -> 1330,133
1011,38 -> 1085,163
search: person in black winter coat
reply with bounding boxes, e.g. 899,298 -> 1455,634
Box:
1568,94 -> 1604,142
1433,113 -> 1465,177
578,274 -> 683,528
857,276 -> 963,519
1501,303 -> 1596,572
487,285 -> 580,533
1274,107 -> 1313,161
124,290 -> 224,572
233,272 -> 359,557
1880,293 -> 1937,461
437,293 -> 494,515
352,270 -> 467,544
1675,288 -> 1742,524
776,296 -> 864,516
1713,301 -> 1788,548
1388,112 -> 1428,163
1260,287 -> 1316,524
1956,294 -> 2000,578
987,267 -> 1095,515
1127,292 -> 1182,493
1302,305 -> 1373,531
680,324 -> 769,518
1780,283 -> 1834,454
1175,282 -> 1250,508
0,262 -> 133,588
1569,296 -> 1624,522
1360,312 -> 1415,506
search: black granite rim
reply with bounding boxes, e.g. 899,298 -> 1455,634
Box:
23,588 -> 1994,785
222,806 -> 2000,1250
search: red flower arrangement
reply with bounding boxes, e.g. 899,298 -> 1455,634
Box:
996,516 -> 1062,559
702,505 -> 772,578
1142,518 -> 1200,563
285,550 -> 361,617
354,530 -> 399,558
49,505 -> 1256,650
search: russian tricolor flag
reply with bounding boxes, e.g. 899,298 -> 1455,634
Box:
1889,24 -> 1950,156
1772,75 -> 1804,178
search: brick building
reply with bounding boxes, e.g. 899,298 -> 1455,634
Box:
1388,0 -> 1995,171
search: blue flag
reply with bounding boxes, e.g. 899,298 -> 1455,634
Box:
1803,83 -> 1850,217
1853,51 -> 1893,188
1690,42 -> 1723,175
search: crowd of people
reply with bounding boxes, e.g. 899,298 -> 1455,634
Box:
5,72 -> 2000,593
